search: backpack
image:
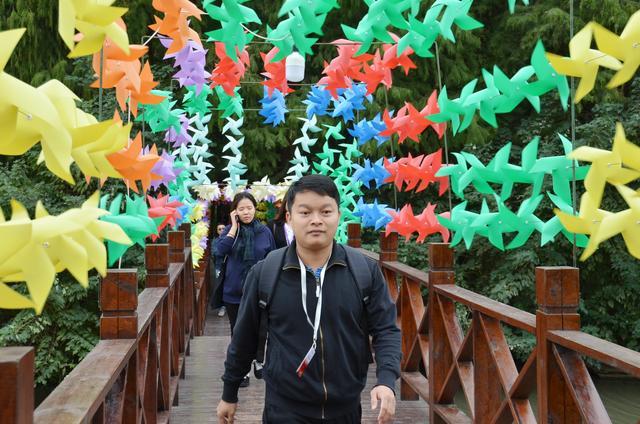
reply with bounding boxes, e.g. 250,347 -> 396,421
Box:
253,245 -> 374,378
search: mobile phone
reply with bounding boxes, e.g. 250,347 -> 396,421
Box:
235,215 -> 240,223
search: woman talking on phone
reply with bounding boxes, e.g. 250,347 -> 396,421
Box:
213,193 -> 275,354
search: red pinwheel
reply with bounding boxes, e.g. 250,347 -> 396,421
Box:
261,47 -> 294,96
384,150 -> 449,195
386,204 -> 450,243
210,42 -> 250,96
147,193 -> 184,239
381,33 -> 417,75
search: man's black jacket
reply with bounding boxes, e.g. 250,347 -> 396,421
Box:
221,241 -> 401,419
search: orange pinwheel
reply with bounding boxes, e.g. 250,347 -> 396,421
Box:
107,132 -> 161,193
149,0 -> 203,54
386,204 -> 450,243
383,150 -> 449,195
91,20 -> 164,116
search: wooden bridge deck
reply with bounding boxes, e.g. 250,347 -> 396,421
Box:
170,310 -> 429,423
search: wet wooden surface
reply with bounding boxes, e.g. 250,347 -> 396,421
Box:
170,310 -> 429,423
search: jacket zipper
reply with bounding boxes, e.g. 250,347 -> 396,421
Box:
320,326 -> 328,419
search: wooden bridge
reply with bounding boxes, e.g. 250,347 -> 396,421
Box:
1,223 -> 639,423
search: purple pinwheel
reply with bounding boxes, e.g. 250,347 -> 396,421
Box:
149,150 -> 184,190
259,87 -> 288,126
161,38 -> 211,94
352,157 -> 391,189
354,198 -> 393,231
164,114 -> 193,147
304,85 -> 332,119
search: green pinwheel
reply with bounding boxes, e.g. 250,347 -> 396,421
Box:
323,122 -> 345,141
433,0 -> 483,43
495,194 -> 544,249
428,84 -> 478,135
203,0 -> 260,61
527,40 -> 570,109
543,192 -> 589,247
397,11 -> 441,57
507,0 -> 530,14
215,86 -> 244,119
437,201 -> 482,249
530,134 -> 590,202
99,194 -> 160,266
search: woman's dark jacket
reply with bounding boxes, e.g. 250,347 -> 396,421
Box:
213,222 -> 275,304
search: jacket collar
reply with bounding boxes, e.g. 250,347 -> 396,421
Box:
283,240 -> 346,270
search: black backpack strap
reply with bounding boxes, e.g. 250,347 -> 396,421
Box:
342,245 -> 374,363
255,247 -> 288,364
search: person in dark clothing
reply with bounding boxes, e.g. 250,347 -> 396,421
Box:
214,192 -> 275,333
211,223 -> 228,317
267,198 -> 294,249
217,175 -> 401,424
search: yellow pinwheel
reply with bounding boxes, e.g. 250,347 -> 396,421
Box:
569,123 -> 640,206
58,0 -> 129,58
555,192 -> 612,260
0,29 -> 74,183
593,10 -> 640,88
37,80 -> 130,180
589,184 -> 640,260
547,24 -> 622,102
0,192 -> 131,314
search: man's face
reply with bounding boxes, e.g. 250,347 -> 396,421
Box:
286,191 -> 340,251
216,225 -> 225,235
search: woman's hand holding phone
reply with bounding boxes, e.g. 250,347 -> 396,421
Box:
228,210 -> 239,238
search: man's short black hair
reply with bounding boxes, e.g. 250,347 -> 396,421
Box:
287,175 -> 340,211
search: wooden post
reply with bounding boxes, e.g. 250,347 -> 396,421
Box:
99,269 -> 139,423
347,223 -> 361,247
0,347 -> 34,424
379,231 -> 398,262
168,230 -> 186,263
536,267 -> 580,424
146,244 -> 170,288
100,269 -> 138,339
428,243 -> 455,424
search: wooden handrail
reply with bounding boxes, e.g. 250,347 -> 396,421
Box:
0,224 -> 213,424
345,223 -> 640,424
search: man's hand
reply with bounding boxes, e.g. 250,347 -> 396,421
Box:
217,400 -> 238,423
370,385 -> 395,423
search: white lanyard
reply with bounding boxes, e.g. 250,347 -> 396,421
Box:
298,256 -> 328,348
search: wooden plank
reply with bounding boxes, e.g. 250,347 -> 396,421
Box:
401,371 -> 429,402
381,261 -> 429,287
548,330 -> 640,378
168,263 -> 184,287
34,340 -> 135,423
137,288 -> 167,334
435,285 -> 536,333
433,405 -> 472,424
356,247 -> 379,261
171,314 -> 429,422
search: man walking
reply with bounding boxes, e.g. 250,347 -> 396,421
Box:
217,175 -> 401,423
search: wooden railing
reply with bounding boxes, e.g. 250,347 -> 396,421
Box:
0,223 -> 212,424
347,223 -> 640,423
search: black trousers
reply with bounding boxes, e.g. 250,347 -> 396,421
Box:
225,302 -> 240,336
262,403 -> 362,424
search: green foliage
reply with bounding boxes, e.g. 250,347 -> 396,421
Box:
0,276 -> 100,388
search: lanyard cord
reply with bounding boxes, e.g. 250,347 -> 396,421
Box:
298,257 -> 328,349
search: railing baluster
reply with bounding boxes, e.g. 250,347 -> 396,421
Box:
535,266 -> 581,423
347,222 -> 362,247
